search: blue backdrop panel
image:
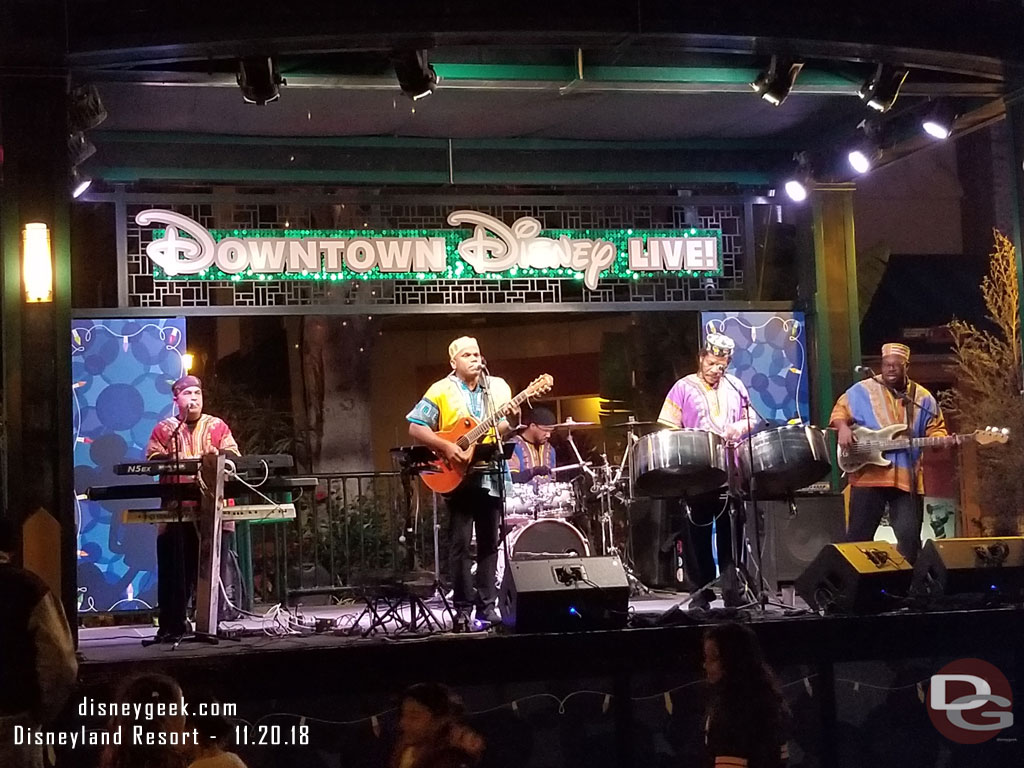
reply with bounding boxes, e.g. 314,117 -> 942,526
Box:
700,311 -> 809,425
72,318 -> 186,613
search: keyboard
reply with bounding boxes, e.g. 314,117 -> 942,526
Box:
86,476 -> 318,502
123,503 -> 296,524
114,454 -> 295,476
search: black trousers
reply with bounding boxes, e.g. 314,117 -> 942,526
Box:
447,486 -> 501,612
157,524 -> 242,633
674,491 -> 733,590
847,485 -> 924,564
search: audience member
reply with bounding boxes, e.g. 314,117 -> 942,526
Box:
98,674 -> 189,768
703,622 -> 790,768
391,683 -> 484,768
0,517 -> 78,768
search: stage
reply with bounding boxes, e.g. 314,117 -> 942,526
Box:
69,594 -> 1024,768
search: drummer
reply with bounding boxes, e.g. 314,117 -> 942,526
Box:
657,332 -> 760,603
509,406 -> 557,487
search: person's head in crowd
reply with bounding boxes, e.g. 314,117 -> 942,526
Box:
393,683 -> 484,768
186,695 -> 247,768
521,407 -> 556,445
703,622 -> 787,716
100,674 -> 189,768
398,682 -> 463,747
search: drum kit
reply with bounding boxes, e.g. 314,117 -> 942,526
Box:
497,417 -> 834,601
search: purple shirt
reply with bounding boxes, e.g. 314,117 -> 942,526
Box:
657,373 -> 753,436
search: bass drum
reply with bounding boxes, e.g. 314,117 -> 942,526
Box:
496,519 -> 590,589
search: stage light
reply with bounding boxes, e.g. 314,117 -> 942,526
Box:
22,223 -> 53,303
847,123 -> 882,175
182,353 -> 194,372
848,150 -> 871,174
858,64 -> 909,113
68,84 -> 107,131
922,101 -> 956,140
393,50 -> 438,100
67,132 -> 96,167
237,57 -> 284,105
784,179 -> 808,202
71,168 -> 92,199
751,56 -> 804,106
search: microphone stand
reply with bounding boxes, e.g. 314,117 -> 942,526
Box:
478,365 -> 510,625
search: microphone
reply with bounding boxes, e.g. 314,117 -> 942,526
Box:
854,365 -> 876,379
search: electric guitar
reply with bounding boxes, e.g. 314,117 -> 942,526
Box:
420,373 -> 554,494
837,424 -> 1009,474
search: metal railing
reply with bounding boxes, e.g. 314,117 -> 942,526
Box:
246,471 -> 442,606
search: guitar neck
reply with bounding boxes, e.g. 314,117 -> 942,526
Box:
460,388 -> 532,447
874,434 -> 960,451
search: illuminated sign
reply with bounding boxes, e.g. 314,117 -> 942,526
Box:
137,209 -> 721,291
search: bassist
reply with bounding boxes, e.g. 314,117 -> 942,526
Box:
830,343 -> 949,563
407,336 -> 515,629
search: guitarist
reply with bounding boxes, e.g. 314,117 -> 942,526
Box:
407,337 -> 515,629
830,343 -> 949,563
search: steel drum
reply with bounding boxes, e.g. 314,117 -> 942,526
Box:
737,424 -> 831,499
630,429 -> 729,498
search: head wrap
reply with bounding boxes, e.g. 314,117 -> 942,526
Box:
704,332 -> 736,358
526,406 -> 557,428
881,343 -> 911,362
172,375 -> 202,396
448,336 -> 479,360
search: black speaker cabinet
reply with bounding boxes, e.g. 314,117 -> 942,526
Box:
759,494 -> 848,588
794,541 -> 913,613
499,556 -> 630,633
911,537 -> 1024,599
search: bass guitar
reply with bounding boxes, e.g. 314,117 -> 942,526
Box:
421,373 -> 554,493
837,424 -> 1008,474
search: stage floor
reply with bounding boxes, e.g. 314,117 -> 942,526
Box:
77,589 -> 807,663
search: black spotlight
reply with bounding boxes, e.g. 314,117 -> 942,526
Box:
751,55 -> 804,106
858,63 -> 908,113
393,50 -> 438,100
237,57 -> 284,105
68,84 -> 107,132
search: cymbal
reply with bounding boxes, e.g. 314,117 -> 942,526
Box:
608,420 -> 658,428
551,419 -> 597,428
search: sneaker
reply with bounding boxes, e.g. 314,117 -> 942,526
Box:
475,605 -> 501,626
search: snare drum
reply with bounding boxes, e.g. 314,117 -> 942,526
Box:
504,485 -> 536,527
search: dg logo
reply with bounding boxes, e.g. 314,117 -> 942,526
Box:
928,658 -> 1014,744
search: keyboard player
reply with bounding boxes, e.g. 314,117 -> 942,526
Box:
145,375 -> 241,642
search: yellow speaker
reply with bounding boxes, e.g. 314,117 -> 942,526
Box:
794,541 -> 913,613
911,537 -> 1024,599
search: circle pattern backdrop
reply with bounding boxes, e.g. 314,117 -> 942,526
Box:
72,318 -> 186,612
700,311 -> 808,426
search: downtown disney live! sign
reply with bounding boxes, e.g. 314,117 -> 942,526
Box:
137,209 -> 722,291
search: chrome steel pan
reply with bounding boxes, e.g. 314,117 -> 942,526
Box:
737,424 -> 831,499
630,429 -> 728,497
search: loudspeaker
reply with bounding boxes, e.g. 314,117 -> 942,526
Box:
794,541 -> 913,613
499,556 -> 630,633
911,537 -> 1024,599
759,494 -> 848,587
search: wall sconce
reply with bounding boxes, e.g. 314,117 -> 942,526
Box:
22,223 -> 53,303
181,352 -> 194,372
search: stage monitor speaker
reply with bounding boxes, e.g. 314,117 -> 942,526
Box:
794,541 -> 913,614
499,556 -> 630,633
759,494 -> 848,587
910,537 -> 1024,599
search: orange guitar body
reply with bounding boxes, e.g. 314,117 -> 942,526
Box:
417,373 -> 554,494
422,417 -> 480,494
